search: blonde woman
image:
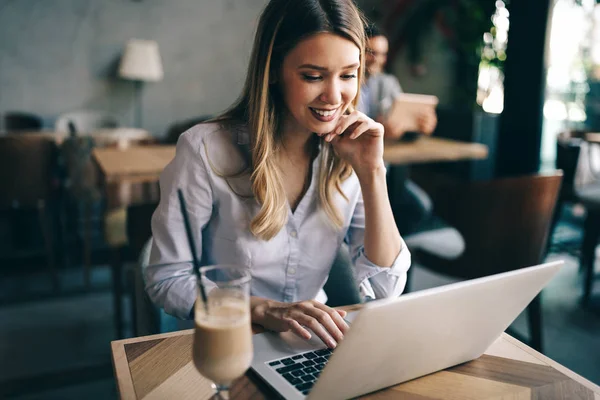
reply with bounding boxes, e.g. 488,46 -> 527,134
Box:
147,0 -> 411,349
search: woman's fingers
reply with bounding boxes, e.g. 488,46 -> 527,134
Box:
262,307 -> 295,332
300,305 -> 345,343
261,302 -> 349,348
348,121 -> 370,140
326,112 -> 383,142
312,302 -> 350,334
334,112 -> 360,136
287,318 -> 313,340
291,310 -> 338,348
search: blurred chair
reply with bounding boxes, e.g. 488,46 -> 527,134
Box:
55,110 -> 118,133
555,131 -> 585,204
59,134 -> 100,288
548,131 -> 585,248
103,183 -> 159,338
127,202 -> 160,336
4,111 -> 43,131
0,135 -> 59,290
127,202 -> 185,336
577,177 -> 600,305
409,173 -> 563,352
323,244 -> 362,307
553,131 -> 600,304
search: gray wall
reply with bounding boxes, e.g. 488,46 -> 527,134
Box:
0,0 -> 267,137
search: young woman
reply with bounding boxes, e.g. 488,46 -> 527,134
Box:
146,0 -> 410,349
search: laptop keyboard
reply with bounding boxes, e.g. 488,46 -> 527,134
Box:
266,348 -> 333,395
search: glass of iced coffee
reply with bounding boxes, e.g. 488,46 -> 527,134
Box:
193,264 -> 252,399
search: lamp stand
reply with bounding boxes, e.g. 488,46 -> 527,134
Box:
133,80 -> 143,128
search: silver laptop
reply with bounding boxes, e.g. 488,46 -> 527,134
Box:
250,260 -> 563,400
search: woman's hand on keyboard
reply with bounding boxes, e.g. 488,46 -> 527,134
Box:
251,298 -> 350,349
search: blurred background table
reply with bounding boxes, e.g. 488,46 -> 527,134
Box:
585,132 -> 600,144
93,145 -> 175,338
383,136 -> 488,165
93,145 -> 175,185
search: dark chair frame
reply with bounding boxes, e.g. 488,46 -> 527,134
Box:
409,173 -> 563,352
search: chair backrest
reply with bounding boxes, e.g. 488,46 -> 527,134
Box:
4,112 -> 43,131
421,173 -> 563,279
60,136 -> 100,201
323,244 -> 362,307
55,111 -> 118,134
135,237 -> 161,336
0,135 -> 58,208
556,131 -> 584,202
127,202 -> 159,258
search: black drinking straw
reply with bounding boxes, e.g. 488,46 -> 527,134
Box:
177,189 -> 209,314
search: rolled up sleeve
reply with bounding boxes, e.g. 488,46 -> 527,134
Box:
346,191 -> 411,300
145,129 -> 214,319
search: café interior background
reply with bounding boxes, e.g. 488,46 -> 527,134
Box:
1,0 -> 599,398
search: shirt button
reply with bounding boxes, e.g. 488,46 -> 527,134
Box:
288,267 -> 296,275
290,230 -> 297,238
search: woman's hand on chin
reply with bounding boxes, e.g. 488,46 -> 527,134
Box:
323,110 -> 386,177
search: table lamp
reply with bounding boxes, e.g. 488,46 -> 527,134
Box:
119,39 -> 163,128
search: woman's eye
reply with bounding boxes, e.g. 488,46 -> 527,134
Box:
342,74 -> 357,80
302,74 -> 322,82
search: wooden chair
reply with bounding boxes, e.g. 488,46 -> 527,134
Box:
547,131 -> 585,252
409,172 -> 563,352
553,131 -> 600,304
107,183 -> 160,338
0,135 -> 60,290
127,202 -> 160,337
577,181 -> 600,305
59,135 -> 101,288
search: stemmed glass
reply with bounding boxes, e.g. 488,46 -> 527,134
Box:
192,264 -> 253,399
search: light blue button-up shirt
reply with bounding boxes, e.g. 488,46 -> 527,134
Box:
146,122 -> 411,319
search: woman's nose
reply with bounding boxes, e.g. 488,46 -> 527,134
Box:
318,79 -> 342,105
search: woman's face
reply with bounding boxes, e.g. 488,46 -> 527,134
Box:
279,32 -> 360,136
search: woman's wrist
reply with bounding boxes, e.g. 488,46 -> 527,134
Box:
250,296 -> 281,325
354,161 -> 387,185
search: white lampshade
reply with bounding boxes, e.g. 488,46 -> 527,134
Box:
119,39 -> 164,82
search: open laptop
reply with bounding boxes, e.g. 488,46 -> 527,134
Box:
250,260 -> 563,399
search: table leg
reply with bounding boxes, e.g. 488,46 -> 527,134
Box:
111,247 -> 124,339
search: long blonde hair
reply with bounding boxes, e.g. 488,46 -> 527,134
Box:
217,0 -> 366,240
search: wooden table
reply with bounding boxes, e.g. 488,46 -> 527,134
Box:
585,132 -> 600,144
91,136 -> 487,182
93,145 -> 175,339
112,323 -> 600,400
383,136 -> 488,165
93,145 -> 176,184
